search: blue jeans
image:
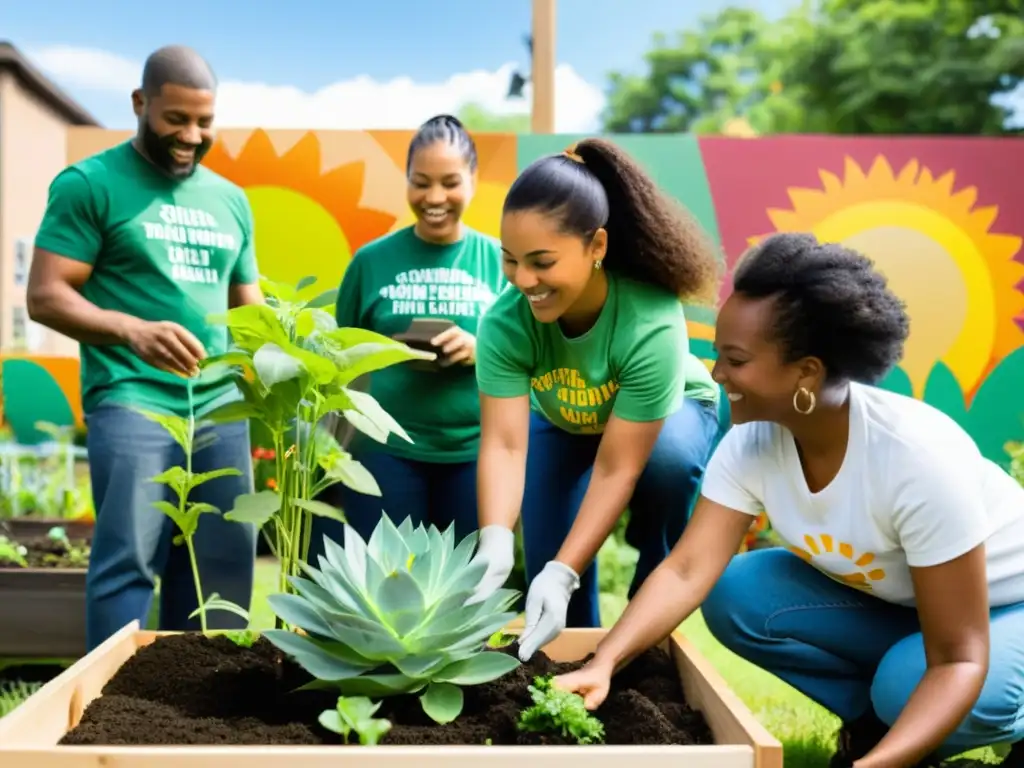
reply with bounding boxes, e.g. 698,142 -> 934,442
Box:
84,403 -> 257,650
703,548 -> 1024,755
307,450 -> 479,564
522,396 -> 720,628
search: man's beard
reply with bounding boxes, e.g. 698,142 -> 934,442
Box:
141,120 -> 211,179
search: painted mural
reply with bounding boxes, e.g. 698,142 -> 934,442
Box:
6,129 -> 1021,467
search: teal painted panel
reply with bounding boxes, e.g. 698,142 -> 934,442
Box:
515,134 -> 722,247
1,360 -> 76,445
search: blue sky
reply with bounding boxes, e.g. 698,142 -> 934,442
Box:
5,0 -> 796,131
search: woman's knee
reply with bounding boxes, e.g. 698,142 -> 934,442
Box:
872,634 -> 1024,746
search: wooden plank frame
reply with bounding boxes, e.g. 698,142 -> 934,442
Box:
0,622 -> 783,768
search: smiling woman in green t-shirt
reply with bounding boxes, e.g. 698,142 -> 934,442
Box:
307,115 -> 506,562
468,139 -> 722,662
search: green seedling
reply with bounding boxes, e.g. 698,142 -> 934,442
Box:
517,675 -> 605,745
45,526 -> 90,567
136,380 -> 251,633
487,629 -> 518,648
318,695 -> 392,746
0,536 -> 27,567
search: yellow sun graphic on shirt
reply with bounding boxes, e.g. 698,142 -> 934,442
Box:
203,130 -> 399,295
789,534 -> 886,593
749,156 -> 1024,399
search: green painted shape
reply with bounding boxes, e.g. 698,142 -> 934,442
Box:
875,366 -> 914,398
1,360 -> 76,445
515,133 -> 722,248
921,362 -> 968,430
516,134 -> 723,325
965,347 -> 1024,468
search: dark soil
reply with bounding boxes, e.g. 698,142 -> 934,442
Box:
0,534 -> 90,569
60,632 -> 714,746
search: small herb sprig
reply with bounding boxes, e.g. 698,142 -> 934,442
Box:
319,696 -> 392,745
517,675 -> 605,745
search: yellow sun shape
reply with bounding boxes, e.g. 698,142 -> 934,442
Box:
789,533 -> 887,593
751,156 -> 1024,398
203,130 -> 399,295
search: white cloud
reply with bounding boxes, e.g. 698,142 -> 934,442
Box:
26,45 -> 606,133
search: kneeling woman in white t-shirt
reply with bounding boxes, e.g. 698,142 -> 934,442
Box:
554,232 -> 1024,768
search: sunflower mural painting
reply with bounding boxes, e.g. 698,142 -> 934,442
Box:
700,135 -> 1024,470
11,129 -> 1020,499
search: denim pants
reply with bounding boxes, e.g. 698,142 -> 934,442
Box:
703,547 -> 1024,756
307,450 -> 479,564
522,396 -> 721,628
84,402 -> 257,651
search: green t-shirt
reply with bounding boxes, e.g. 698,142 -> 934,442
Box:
34,141 -> 258,417
476,271 -> 719,435
336,225 -> 506,462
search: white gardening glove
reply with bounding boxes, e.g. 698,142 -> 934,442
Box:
517,560 -> 580,662
466,525 -> 516,604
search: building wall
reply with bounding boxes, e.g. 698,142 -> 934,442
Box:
0,70 -> 79,357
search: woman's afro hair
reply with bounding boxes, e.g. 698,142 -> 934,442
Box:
732,232 -> 910,384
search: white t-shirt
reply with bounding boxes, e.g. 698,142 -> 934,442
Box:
701,382 -> 1024,607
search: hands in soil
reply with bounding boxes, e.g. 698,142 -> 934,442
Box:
517,675 -> 605,744
551,660 -> 614,711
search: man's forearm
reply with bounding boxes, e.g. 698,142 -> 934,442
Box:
555,468 -> 636,575
28,283 -> 138,345
477,444 -> 526,530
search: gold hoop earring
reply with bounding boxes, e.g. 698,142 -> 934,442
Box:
594,260 -> 603,271
792,387 -> 816,415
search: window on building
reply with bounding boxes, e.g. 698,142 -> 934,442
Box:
14,238 -> 32,287
12,306 -> 27,350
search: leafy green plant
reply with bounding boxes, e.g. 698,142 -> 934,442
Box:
318,695 -> 392,745
0,680 -> 42,717
43,526 -> 90,567
196,275 -> 434,599
517,675 -> 605,745
263,514 -> 521,724
137,381 -> 251,633
0,535 -> 27,567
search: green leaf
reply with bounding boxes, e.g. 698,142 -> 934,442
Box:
296,275 -> 318,292
435,651 -> 521,685
196,351 -> 254,381
375,569 -> 425,636
259,276 -> 297,303
263,629 -> 375,681
199,399 -> 263,425
152,500 -> 193,535
190,593 -> 251,623
318,709 -> 347,737
335,342 -> 437,386
208,303 -> 290,352
293,497 -> 347,524
341,387 -> 412,444
335,673 -> 422,697
253,343 -> 304,388
135,409 -> 191,452
223,490 -> 280,526
189,467 -> 243,488
266,592 -> 338,637
307,288 -> 339,309
419,682 -> 463,724
185,501 -> 220,517
324,456 -> 381,497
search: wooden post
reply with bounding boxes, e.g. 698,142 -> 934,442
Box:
531,0 -> 556,133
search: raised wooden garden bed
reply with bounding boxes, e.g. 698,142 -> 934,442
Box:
0,520 -> 91,658
0,620 -> 782,767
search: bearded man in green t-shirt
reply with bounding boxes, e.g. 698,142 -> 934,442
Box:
27,45 -> 261,651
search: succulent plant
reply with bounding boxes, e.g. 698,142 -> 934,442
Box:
264,515 -> 522,724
